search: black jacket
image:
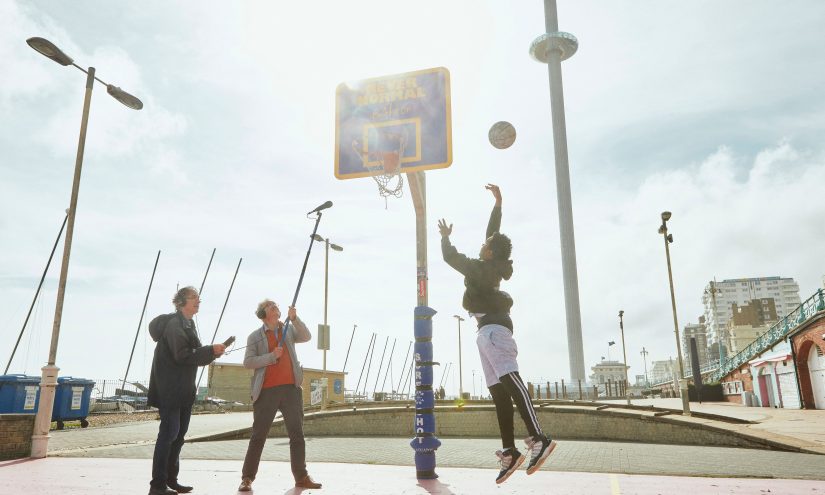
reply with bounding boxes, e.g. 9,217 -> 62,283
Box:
147,312 -> 216,409
441,205 -> 514,329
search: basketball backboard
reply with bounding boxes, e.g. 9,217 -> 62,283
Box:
335,67 -> 452,180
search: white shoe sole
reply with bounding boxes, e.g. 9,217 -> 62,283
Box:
496,454 -> 526,484
526,440 -> 557,475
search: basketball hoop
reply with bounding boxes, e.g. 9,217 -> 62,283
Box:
351,130 -> 407,203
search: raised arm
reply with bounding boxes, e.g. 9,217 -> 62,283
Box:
286,306 -> 312,344
439,218 -> 484,278
485,184 -> 502,238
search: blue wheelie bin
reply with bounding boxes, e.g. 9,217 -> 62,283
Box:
52,377 -> 95,430
0,374 -> 41,413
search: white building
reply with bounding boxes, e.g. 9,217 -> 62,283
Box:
702,277 -> 800,345
649,359 -> 677,386
589,360 -> 628,385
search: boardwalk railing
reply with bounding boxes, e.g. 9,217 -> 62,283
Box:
711,289 -> 825,382
646,290 -> 825,387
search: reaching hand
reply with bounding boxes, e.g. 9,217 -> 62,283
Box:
438,218 -> 453,238
485,184 -> 502,205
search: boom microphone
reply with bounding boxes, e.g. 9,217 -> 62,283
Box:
307,200 -> 333,215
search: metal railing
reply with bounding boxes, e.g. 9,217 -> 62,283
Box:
648,360 -> 719,387
710,289 -> 825,382
683,359 -> 720,378
90,379 -> 151,412
647,290 -> 825,386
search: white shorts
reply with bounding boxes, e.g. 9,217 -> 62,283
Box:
476,324 -> 519,387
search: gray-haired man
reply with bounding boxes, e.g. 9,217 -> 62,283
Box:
147,287 -> 225,495
238,300 -> 322,491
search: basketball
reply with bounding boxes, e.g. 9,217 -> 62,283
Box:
488,121 -> 516,149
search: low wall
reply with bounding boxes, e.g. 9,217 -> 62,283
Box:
0,414 -> 35,460
192,404 -> 788,451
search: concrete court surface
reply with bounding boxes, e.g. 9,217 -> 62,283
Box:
50,437 -> 825,481
2,457 -> 824,495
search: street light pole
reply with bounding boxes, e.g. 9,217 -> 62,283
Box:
658,211 -> 690,415
26,37 -> 142,458
453,315 -> 465,399
323,239 -> 329,373
618,310 -> 630,405
641,347 -> 650,388
312,234 -> 342,409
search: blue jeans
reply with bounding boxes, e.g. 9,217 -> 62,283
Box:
151,404 -> 193,489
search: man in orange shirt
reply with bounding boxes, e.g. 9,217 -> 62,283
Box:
238,300 -> 322,491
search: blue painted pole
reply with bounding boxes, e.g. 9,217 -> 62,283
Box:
410,305 -> 440,479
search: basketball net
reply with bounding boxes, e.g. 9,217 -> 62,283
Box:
351,131 -> 407,207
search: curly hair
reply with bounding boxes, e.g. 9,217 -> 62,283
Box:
255,299 -> 278,320
488,232 -> 512,260
172,286 -> 197,310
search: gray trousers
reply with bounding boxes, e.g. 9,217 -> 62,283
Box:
241,384 -> 307,482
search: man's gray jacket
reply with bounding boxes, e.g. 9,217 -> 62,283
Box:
243,317 -> 310,403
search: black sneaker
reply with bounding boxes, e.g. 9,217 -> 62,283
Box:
495,448 -> 525,484
525,435 -> 557,474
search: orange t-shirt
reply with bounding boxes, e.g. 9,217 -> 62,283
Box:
262,325 -> 295,388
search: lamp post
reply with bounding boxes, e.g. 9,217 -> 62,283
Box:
312,234 -> 342,408
640,347 -> 650,388
26,37 -> 142,458
618,310 -> 630,405
452,315 -> 465,399
658,211 -> 690,415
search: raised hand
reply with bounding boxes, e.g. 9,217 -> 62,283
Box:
485,184 -> 502,205
437,218 -> 453,238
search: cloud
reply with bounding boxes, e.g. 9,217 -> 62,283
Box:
3,0 -> 825,393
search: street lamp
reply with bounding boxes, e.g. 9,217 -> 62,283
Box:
452,315 -> 465,399
640,347 -> 650,388
27,37 -> 142,458
311,234 -> 343,408
618,310 -> 630,405
658,211 -> 690,415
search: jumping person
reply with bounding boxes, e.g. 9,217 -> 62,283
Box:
238,300 -> 321,491
438,184 -> 556,484
147,287 -> 225,495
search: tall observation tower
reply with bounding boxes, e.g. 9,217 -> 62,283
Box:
529,0 -> 586,382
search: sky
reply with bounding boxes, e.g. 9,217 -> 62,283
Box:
2,0 -> 825,398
